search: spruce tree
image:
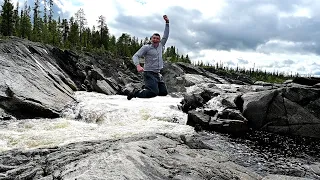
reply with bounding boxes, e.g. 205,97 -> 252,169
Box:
43,0 -> 47,24
83,27 -> 92,50
61,19 -> 69,43
19,4 -> 32,39
26,6 -> 32,39
91,26 -> 100,49
68,16 -> 79,48
33,0 -> 41,41
109,35 -> 116,53
185,54 -> 191,64
97,15 -> 109,50
48,0 -> 53,32
75,8 -> 87,45
0,0 -> 14,36
49,19 -> 61,46
13,1 -> 19,36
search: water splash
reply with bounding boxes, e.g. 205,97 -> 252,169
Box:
0,92 -> 194,152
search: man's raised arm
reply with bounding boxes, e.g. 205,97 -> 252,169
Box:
161,15 -> 169,45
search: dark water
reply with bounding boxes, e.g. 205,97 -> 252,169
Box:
197,130 -> 320,179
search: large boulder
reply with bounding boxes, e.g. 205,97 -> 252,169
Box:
181,85 -> 249,134
0,38 -> 76,119
241,87 -> 320,138
174,62 -> 231,84
161,62 -> 231,94
187,109 -> 249,134
0,134 -> 265,179
180,79 -> 320,138
51,48 -> 134,95
161,62 -> 186,93
292,77 -> 320,86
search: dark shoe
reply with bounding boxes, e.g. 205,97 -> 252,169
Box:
127,88 -> 138,100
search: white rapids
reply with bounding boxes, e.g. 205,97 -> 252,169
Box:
0,91 -> 195,152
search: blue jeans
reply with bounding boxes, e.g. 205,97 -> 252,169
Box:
135,71 -> 168,98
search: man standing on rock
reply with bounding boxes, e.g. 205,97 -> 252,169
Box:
127,15 -> 170,100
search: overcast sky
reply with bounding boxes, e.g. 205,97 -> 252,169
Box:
14,0 -> 320,76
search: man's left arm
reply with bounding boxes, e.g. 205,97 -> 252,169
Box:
161,15 -> 169,46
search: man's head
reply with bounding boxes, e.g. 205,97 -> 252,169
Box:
151,33 -> 161,44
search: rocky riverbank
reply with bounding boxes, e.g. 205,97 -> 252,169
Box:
0,37 -> 319,179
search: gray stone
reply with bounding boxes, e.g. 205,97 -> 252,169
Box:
313,83 -> 320,88
241,89 -> 278,129
241,87 -> 320,138
187,110 -> 249,134
0,39 -> 76,119
0,134 -> 263,180
262,174 -> 312,180
254,81 -> 273,86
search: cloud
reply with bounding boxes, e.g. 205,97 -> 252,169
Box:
297,66 -> 306,71
106,0 -> 320,59
225,60 -> 235,66
283,59 -> 295,65
256,40 -> 318,55
237,59 -> 249,64
19,0 -> 320,76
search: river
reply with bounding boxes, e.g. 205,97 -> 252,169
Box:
0,91 -> 319,179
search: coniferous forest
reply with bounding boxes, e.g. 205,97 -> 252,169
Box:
0,0 -> 188,61
0,0 -> 303,83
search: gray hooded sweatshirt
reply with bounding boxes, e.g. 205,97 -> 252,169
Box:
132,23 -> 169,73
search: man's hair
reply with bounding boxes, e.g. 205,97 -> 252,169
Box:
152,33 -> 160,38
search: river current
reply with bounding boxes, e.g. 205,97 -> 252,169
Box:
0,91 -> 319,179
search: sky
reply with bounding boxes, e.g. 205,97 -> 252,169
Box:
12,0 -> 320,76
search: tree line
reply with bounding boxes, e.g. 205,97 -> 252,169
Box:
0,0 -> 302,83
0,0 -> 190,63
194,60 -> 297,83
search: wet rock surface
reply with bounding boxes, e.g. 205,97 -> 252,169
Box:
292,77 -> 320,86
1,37 -> 320,179
191,130 -> 320,179
187,110 -> 249,134
1,131 -> 318,180
181,81 -> 320,139
0,38 -> 75,119
0,134 -> 263,180
1,131 -> 319,179
241,87 -> 320,138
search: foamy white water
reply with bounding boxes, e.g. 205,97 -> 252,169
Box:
0,91 -> 195,152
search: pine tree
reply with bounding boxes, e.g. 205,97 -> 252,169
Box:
116,33 -> 131,57
109,35 -> 116,53
42,3 -> 49,43
20,3 -> 32,39
97,15 -> 109,49
75,8 -> 87,45
0,0 -> 14,36
43,0 -> 47,25
185,54 -> 191,64
83,27 -> 92,49
49,19 -> 61,46
19,9 -> 23,36
90,26 -> 99,48
143,37 -> 149,45
68,16 -> 79,48
48,0 -> 53,34
130,36 -> 140,54
33,0 -> 41,41
61,19 -> 69,43
13,1 -> 19,36
179,55 -> 184,62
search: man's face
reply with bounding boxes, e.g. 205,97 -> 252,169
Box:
151,35 -> 160,44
